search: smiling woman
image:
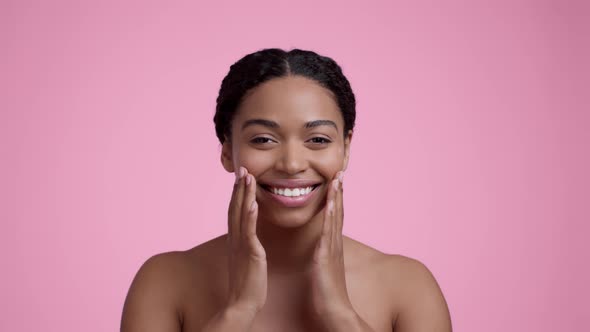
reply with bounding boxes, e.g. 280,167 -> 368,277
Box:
120,48 -> 452,332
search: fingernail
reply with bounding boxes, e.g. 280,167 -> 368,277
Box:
338,171 -> 344,183
246,174 -> 252,185
235,167 -> 241,184
250,200 -> 257,212
235,167 -> 245,184
328,200 -> 334,215
332,179 -> 339,191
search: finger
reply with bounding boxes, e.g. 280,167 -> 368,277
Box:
245,196 -> 265,258
335,172 -> 344,250
228,167 -> 246,242
330,177 -> 340,251
316,199 -> 333,259
323,178 -> 336,252
320,179 -> 337,242
241,173 -> 257,238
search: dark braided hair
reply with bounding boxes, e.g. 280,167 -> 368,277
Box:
214,48 -> 356,144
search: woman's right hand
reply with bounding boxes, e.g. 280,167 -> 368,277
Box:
225,166 -> 267,316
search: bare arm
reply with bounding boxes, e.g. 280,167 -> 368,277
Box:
393,257 -> 452,332
120,253 -> 183,332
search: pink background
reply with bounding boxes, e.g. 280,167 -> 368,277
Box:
1,0 -> 588,331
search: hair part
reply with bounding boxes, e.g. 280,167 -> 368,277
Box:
214,48 -> 356,144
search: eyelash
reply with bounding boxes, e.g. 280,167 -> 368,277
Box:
250,137 -> 332,145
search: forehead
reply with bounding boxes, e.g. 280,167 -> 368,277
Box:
234,75 -> 342,128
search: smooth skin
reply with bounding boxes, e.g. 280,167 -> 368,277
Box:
120,75 -> 452,331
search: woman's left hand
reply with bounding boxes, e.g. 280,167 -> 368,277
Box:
309,171 -> 374,331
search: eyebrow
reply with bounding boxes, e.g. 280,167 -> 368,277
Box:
241,119 -> 338,131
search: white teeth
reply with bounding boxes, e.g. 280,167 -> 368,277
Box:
271,186 -> 313,197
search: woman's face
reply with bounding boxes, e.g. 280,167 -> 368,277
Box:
221,75 -> 352,228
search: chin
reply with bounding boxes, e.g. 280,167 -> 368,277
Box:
258,208 -> 321,229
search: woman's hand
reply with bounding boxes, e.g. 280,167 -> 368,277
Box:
309,171 -> 376,331
309,172 -> 355,319
225,166 -> 267,316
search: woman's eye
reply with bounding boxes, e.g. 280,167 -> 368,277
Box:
308,137 -> 332,144
250,137 -> 274,144
250,137 -> 331,145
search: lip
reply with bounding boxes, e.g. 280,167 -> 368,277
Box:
259,183 -> 322,208
259,179 -> 322,189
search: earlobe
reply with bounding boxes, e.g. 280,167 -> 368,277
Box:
342,130 -> 353,171
343,153 -> 350,171
220,142 -> 234,173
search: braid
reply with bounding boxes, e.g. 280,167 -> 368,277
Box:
214,48 -> 356,144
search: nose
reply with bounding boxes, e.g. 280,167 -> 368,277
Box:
275,140 -> 308,175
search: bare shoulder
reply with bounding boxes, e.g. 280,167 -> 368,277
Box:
121,250 -> 190,331
121,235 -> 227,332
342,235 -> 390,267
342,237 -> 452,331
344,236 -> 448,300
385,254 -> 453,332
342,236 -> 402,286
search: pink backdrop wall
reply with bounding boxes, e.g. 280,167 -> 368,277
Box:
2,1 -> 588,331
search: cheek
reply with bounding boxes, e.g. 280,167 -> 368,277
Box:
234,144 -> 345,178
327,144 -> 346,161
311,149 -> 346,178
317,159 -> 343,176
235,149 -> 273,175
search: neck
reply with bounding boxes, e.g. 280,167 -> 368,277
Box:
255,209 -> 325,275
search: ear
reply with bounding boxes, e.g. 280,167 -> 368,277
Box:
342,130 -> 353,171
220,141 -> 235,173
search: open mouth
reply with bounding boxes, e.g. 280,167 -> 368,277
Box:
259,183 -> 322,198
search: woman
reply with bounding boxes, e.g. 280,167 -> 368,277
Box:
121,48 -> 452,331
